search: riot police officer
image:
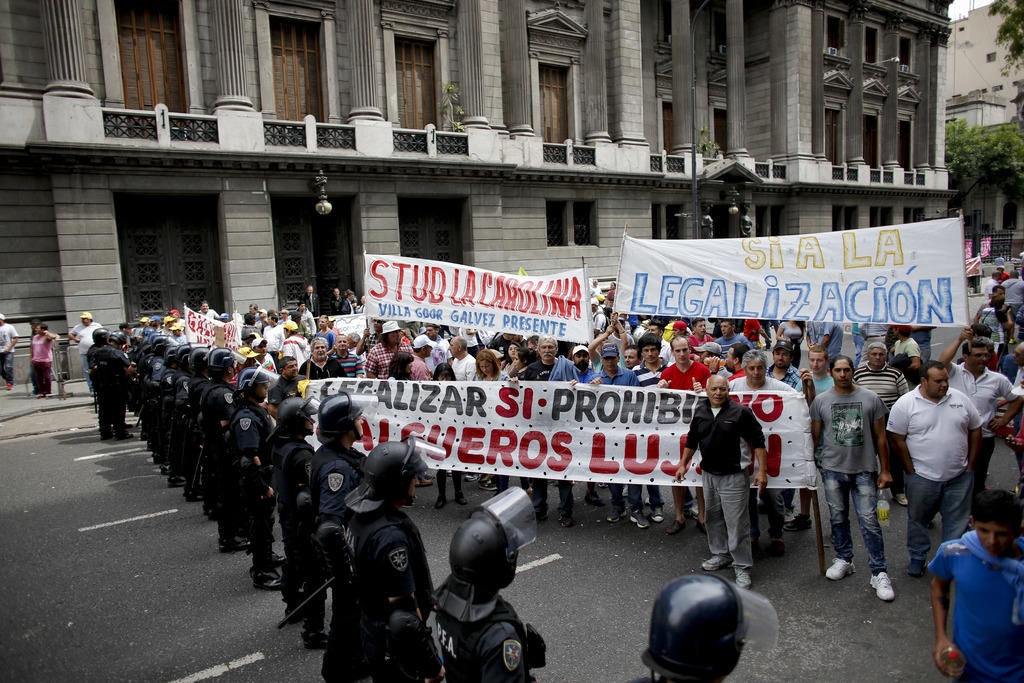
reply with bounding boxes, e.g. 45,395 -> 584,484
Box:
309,391 -> 378,682
271,395 -> 326,647
435,487 -> 547,683
628,574 -> 779,683
230,366 -> 281,590
90,328 -> 134,440
345,437 -> 446,683
201,347 -> 247,551
182,345 -> 210,502
160,344 -> 188,486
140,335 -> 170,457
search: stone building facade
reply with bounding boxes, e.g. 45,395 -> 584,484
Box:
0,0 -> 955,336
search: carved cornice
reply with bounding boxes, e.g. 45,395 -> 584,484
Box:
884,12 -> 903,34
381,0 -> 455,21
527,8 -> 588,59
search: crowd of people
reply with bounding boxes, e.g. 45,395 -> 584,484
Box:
46,271 -> 1024,682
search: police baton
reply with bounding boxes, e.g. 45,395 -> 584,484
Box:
276,575 -> 335,629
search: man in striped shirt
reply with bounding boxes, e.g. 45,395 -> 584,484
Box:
853,341 -> 911,505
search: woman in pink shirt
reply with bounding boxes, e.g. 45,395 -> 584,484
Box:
32,322 -> 59,398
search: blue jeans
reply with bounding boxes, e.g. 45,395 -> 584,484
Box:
904,469 -> 974,563
0,351 -> 13,385
854,334 -> 865,367
822,470 -> 888,574
609,484 -> 664,514
80,353 -> 93,394
532,478 -> 574,519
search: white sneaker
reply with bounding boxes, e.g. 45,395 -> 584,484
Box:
871,572 -> 895,601
825,558 -> 855,581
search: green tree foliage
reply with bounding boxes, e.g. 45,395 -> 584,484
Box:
991,0 -> 1024,75
946,119 -> 1024,201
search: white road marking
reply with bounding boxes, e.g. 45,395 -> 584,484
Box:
74,447 -> 148,461
78,509 -> 178,532
166,652 -> 265,683
516,553 -> 563,574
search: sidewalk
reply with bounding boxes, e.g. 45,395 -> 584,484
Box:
0,379 -> 95,422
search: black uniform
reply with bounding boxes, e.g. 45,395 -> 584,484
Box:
201,380 -> 240,543
182,373 -> 209,499
159,363 -> 182,477
348,508 -> 438,683
436,598 -> 534,683
273,435 -> 324,639
310,443 -> 365,681
230,400 -> 277,573
90,344 -> 131,440
139,352 -> 166,455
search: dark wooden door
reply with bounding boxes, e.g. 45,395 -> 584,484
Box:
116,195 -> 222,318
272,196 -> 353,307
398,198 -> 463,263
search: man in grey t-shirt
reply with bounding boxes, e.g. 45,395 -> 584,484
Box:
810,355 -> 895,601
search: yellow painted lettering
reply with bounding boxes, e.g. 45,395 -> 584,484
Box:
795,236 -> 825,269
842,232 -> 872,268
875,229 -> 905,266
742,238 -> 767,269
768,237 -> 783,269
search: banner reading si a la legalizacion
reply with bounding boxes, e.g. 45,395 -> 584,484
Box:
362,254 -> 591,341
308,379 -> 816,489
183,306 -> 241,349
617,218 -> 970,326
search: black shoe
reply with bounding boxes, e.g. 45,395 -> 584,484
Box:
184,491 -> 203,502
269,552 -> 286,568
159,463 -> 170,475
559,514 -> 575,528
454,492 -> 468,505
167,476 -> 186,488
302,630 -> 329,649
434,497 -> 447,509
251,567 -> 282,591
584,493 -> 605,507
784,514 -> 812,532
115,433 -> 133,441
219,536 -> 250,553
100,434 -> 114,441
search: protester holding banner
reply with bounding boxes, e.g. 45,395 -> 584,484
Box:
365,321 -> 412,379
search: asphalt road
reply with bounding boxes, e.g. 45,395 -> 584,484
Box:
0,321 -> 1018,683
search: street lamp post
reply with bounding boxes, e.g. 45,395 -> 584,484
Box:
690,0 -> 713,240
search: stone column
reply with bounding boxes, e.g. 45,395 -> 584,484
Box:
913,26 -> 932,169
458,0 -> 489,128
931,26 -> 950,169
845,3 -> 866,164
40,0 -> 94,97
725,0 -> 747,157
670,0 -> 692,154
348,0 -> 383,120
769,1 -> 787,158
583,0 -> 610,143
811,0 -> 825,158
501,0 -> 533,135
881,14 -> 901,167
211,0 -> 254,110
609,0 -> 645,145
694,10 -> 709,134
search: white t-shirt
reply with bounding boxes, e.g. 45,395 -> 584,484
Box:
450,354 -> 476,382
729,376 -> 795,393
886,387 -> 983,482
263,323 -> 285,353
0,322 -> 18,351
947,363 -> 1015,438
70,321 -> 102,355
282,335 -> 310,366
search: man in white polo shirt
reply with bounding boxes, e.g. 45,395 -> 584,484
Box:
938,328 -> 1021,501
886,360 -> 983,579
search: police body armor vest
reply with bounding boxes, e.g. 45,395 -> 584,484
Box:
438,598 -> 532,683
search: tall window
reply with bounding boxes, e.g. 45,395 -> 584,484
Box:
897,120 -> 911,168
863,115 -> 878,168
826,16 -> 845,51
899,38 -> 912,69
825,109 -> 841,164
662,102 -> 674,153
864,27 -> 877,63
271,19 -> 323,121
395,38 -> 436,129
713,108 -> 727,154
539,65 -> 569,143
117,0 -> 186,111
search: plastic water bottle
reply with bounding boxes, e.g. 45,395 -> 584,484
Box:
939,644 -> 966,678
877,489 -> 890,526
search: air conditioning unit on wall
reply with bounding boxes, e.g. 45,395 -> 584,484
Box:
900,64 -> 910,73
826,47 -> 839,56
718,44 -> 727,55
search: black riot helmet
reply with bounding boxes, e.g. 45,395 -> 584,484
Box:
235,366 -> 277,394
174,343 -> 192,370
272,396 -> 319,439
641,574 -> 778,682
206,347 -> 235,375
92,328 -> 110,345
109,330 -> 128,347
189,345 -> 210,373
150,334 -> 172,356
317,391 -> 378,442
345,437 -> 444,513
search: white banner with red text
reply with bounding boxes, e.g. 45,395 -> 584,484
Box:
616,218 -> 970,326
307,379 -> 816,489
183,306 -> 242,349
362,253 -> 591,342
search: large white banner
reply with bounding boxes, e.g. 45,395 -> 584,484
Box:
183,306 -> 241,349
308,379 -> 816,489
616,218 -> 969,326
362,253 -> 591,341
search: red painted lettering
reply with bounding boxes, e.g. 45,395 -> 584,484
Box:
486,430 -> 518,466
588,433 -> 619,475
367,259 -> 389,298
624,433 -> 659,475
495,387 -> 520,419
766,433 -> 782,477
518,431 -> 547,468
456,427 -> 486,465
750,394 -> 785,422
546,431 -> 572,472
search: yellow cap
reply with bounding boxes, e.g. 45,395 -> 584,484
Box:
237,346 -> 259,358
163,316 -> 175,324
170,323 -> 184,331
139,316 -> 150,323
80,312 -> 93,319
283,320 -> 299,332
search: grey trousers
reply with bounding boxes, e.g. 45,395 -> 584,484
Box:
703,470 -> 753,570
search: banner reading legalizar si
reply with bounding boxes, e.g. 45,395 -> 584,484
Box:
616,218 -> 969,326
308,379 -> 816,489
183,306 -> 241,349
362,254 -> 591,341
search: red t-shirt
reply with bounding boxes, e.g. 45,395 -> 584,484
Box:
660,361 -> 711,390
